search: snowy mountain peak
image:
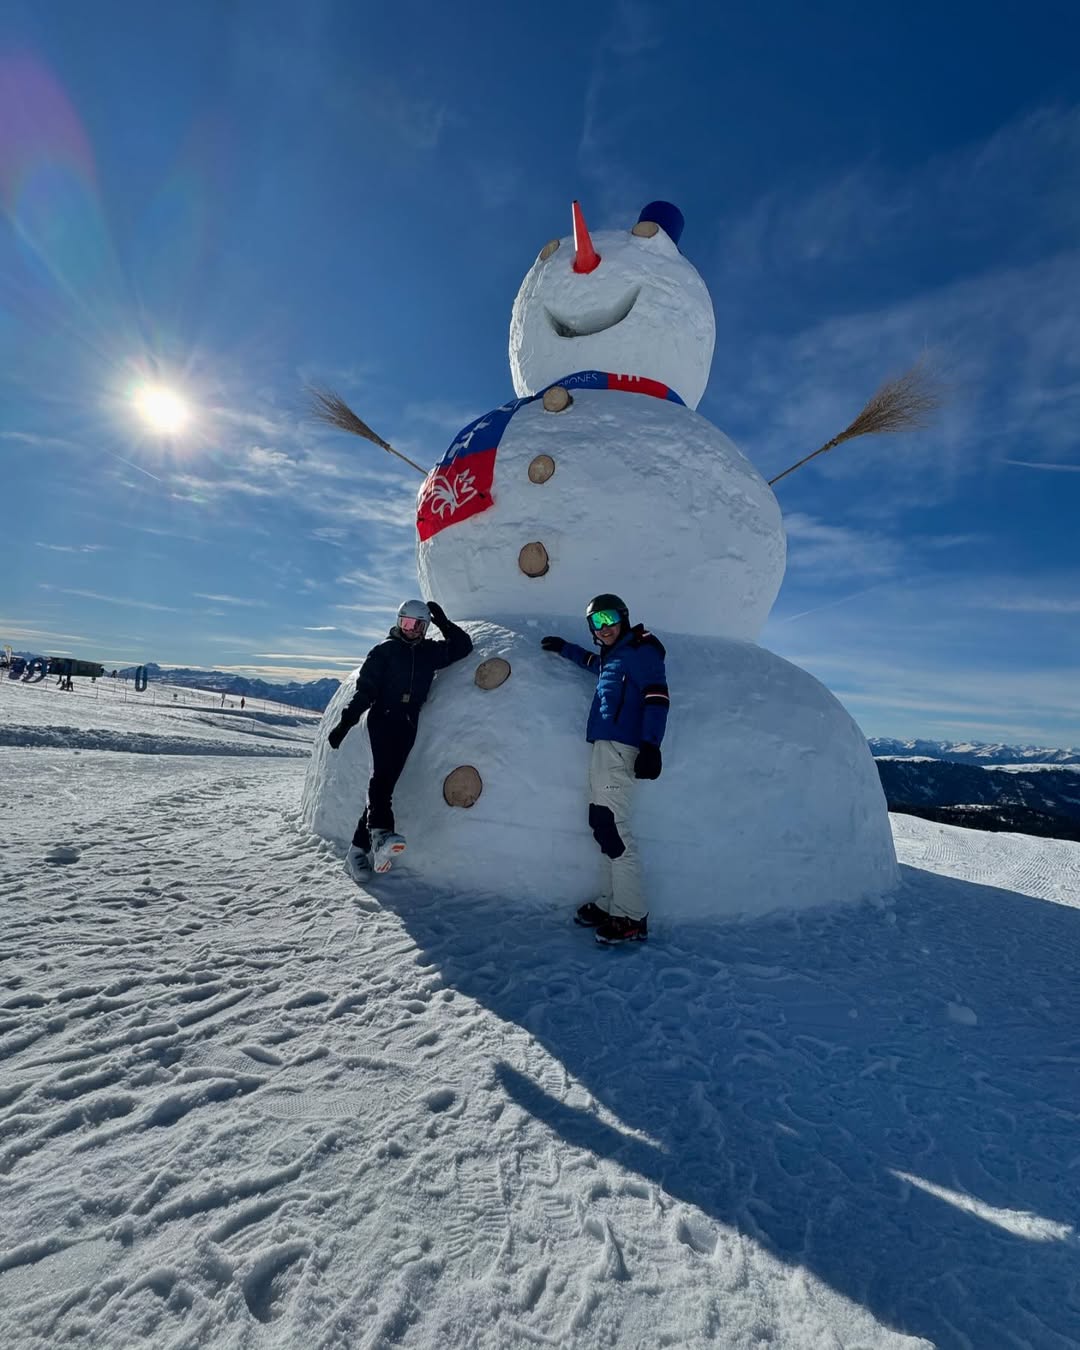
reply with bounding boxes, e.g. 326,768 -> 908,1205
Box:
869,737 -> 1080,766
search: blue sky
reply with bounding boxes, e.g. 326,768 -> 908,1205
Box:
2,0 -> 1078,745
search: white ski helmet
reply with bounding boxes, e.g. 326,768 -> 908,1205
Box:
398,599 -> 431,624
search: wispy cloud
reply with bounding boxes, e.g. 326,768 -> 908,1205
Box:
0,621 -> 97,645
111,522 -> 210,544
575,1 -> 667,222
712,252 -> 1080,497
1,430 -> 80,449
712,107 -> 1080,291
773,581 -> 893,625
333,564 -> 413,612
1003,458 -> 1080,472
193,593 -> 269,608
210,406 -> 288,441
972,595 -> 1080,615
39,585 -> 182,613
163,434 -> 419,531
806,653 -> 1080,741
770,587 -> 1080,742
705,107 -> 1080,503
606,0 -> 663,56
171,472 -> 276,500
251,651 -> 363,663
303,625 -> 337,631
328,75 -> 451,152
782,512 -> 903,577
310,527 -> 348,548
35,542 -> 109,554
402,400 -> 482,436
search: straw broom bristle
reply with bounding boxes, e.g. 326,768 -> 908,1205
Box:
306,384 -> 427,475
837,362 -> 942,443
769,361 -> 943,487
307,384 -> 391,449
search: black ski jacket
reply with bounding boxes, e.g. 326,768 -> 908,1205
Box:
337,616 -> 472,730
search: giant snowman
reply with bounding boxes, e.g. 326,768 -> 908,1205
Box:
303,200 -> 897,921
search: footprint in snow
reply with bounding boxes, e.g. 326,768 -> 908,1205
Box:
45,846 -> 80,865
260,1088 -> 370,1121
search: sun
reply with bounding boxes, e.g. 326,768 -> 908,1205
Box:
133,384 -> 190,435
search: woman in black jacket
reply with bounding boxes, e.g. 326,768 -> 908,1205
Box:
328,599 -> 472,874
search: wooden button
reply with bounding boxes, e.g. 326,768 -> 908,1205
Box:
631,219 -> 659,237
518,541 -> 549,577
538,238 -> 560,261
443,765 -> 483,807
542,386 -> 572,413
474,658 -> 511,689
527,454 -> 555,484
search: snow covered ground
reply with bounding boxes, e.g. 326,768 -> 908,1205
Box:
0,673 -> 317,758
2,676 -> 1079,1349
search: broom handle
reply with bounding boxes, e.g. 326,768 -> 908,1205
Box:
767,435 -> 843,487
384,445 -> 428,476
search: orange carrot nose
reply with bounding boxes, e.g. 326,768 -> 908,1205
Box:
571,200 -> 601,274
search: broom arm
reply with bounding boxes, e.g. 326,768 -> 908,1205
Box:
375,444 -> 427,477
767,362 -> 941,488
768,435 -> 844,487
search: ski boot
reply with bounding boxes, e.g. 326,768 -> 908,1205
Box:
371,830 -> 407,874
574,901 -> 610,928
595,914 -> 648,945
345,844 -> 372,883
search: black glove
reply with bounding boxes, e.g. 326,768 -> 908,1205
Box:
327,722 -> 347,750
540,636 -> 566,654
634,743 -> 662,780
426,599 -> 448,628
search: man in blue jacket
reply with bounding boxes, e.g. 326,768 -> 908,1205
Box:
541,593 -> 669,944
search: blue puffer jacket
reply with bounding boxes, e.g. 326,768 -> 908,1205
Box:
557,624 -> 669,749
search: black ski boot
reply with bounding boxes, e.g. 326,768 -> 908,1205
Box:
574,901 -> 610,927
595,914 -> 648,944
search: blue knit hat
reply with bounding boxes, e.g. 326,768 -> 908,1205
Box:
637,201 -> 685,247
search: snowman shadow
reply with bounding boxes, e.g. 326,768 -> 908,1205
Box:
358,865 -> 1080,1347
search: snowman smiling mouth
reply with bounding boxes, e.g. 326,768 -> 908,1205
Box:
544,287 -> 640,338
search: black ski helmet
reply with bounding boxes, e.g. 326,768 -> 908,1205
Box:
585,593 -> 629,642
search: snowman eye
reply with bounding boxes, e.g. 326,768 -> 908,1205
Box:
538,239 -> 561,261
631,220 -> 659,238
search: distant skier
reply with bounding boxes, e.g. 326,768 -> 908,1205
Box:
328,600 -> 472,876
541,593 -> 669,944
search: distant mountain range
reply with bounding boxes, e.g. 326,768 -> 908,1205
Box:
869,737 -> 1080,766
117,664 -> 342,712
874,755 -> 1080,843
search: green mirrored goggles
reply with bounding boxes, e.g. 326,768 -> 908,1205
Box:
588,609 -> 621,631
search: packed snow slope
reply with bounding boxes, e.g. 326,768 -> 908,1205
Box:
0,674 -> 317,757
3,678 -> 1080,1349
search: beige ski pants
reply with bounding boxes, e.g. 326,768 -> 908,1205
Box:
588,739 -> 647,921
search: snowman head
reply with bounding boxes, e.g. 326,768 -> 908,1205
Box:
509,201 -> 716,411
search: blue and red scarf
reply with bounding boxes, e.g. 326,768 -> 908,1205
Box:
416,371 -> 684,541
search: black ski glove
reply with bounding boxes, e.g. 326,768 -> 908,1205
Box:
327,722 -> 348,750
540,636 -> 565,654
426,599 -> 448,628
634,743 -> 662,780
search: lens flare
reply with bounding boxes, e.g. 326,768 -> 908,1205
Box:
133,384 -> 189,434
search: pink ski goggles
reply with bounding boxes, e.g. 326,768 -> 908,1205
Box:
399,615 -> 427,636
